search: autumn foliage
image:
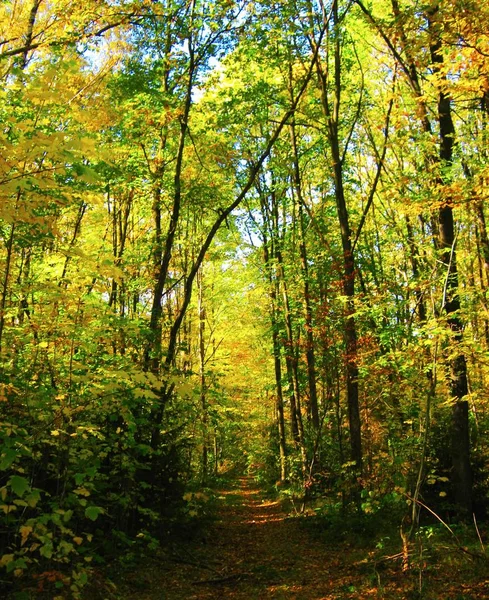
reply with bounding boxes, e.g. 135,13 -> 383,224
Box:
1,0 -> 489,597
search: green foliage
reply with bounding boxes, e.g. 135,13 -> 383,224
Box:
300,496 -> 404,548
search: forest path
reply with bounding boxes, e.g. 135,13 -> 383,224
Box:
118,476 -> 476,600
120,476 -> 381,599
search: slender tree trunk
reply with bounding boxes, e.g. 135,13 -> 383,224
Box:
147,29 -> 197,457
197,267 -> 208,483
316,0 -> 363,480
60,201 -> 87,287
473,200 -> 489,345
17,247 -> 32,326
262,227 -> 288,482
357,0 -> 473,517
272,325 -> 288,483
270,193 -> 302,440
21,0 -> 42,68
0,223 -> 16,354
290,119 -> 320,429
406,216 -> 427,324
428,7 -> 472,515
271,206 -> 308,481
213,429 -> 219,477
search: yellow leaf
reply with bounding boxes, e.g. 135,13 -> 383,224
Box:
51,430 -> 60,437
177,383 -> 194,396
0,554 -> 14,567
73,537 -> 83,546
73,487 -> 91,497
20,525 -> 32,546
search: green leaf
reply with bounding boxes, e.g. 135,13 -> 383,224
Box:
12,558 -> 27,571
63,509 -> 73,523
76,571 -> 88,586
0,449 -> 17,470
25,489 -> 41,508
8,476 -> 30,498
59,540 -> 74,555
74,473 -> 85,485
39,543 -> 53,559
85,506 -> 104,521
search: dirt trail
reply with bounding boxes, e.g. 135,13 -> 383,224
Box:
120,476 -> 374,599
119,476 -> 486,599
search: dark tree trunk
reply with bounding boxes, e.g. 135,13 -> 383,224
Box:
429,7 -> 472,516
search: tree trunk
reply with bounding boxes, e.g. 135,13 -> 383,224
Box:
263,230 -> 288,482
429,7 -> 472,515
0,222 -> 16,354
405,216 -> 427,324
290,119 -> 320,429
198,267 -> 208,484
316,0 -> 363,480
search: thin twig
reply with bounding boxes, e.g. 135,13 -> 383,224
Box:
473,513 -> 485,554
403,493 -> 485,560
192,572 -> 250,585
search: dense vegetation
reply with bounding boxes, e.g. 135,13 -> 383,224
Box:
1,0 -> 489,597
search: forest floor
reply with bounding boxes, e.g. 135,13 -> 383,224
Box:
113,476 -> 489,600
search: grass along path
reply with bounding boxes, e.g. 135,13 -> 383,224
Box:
117,476 -> 489,599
